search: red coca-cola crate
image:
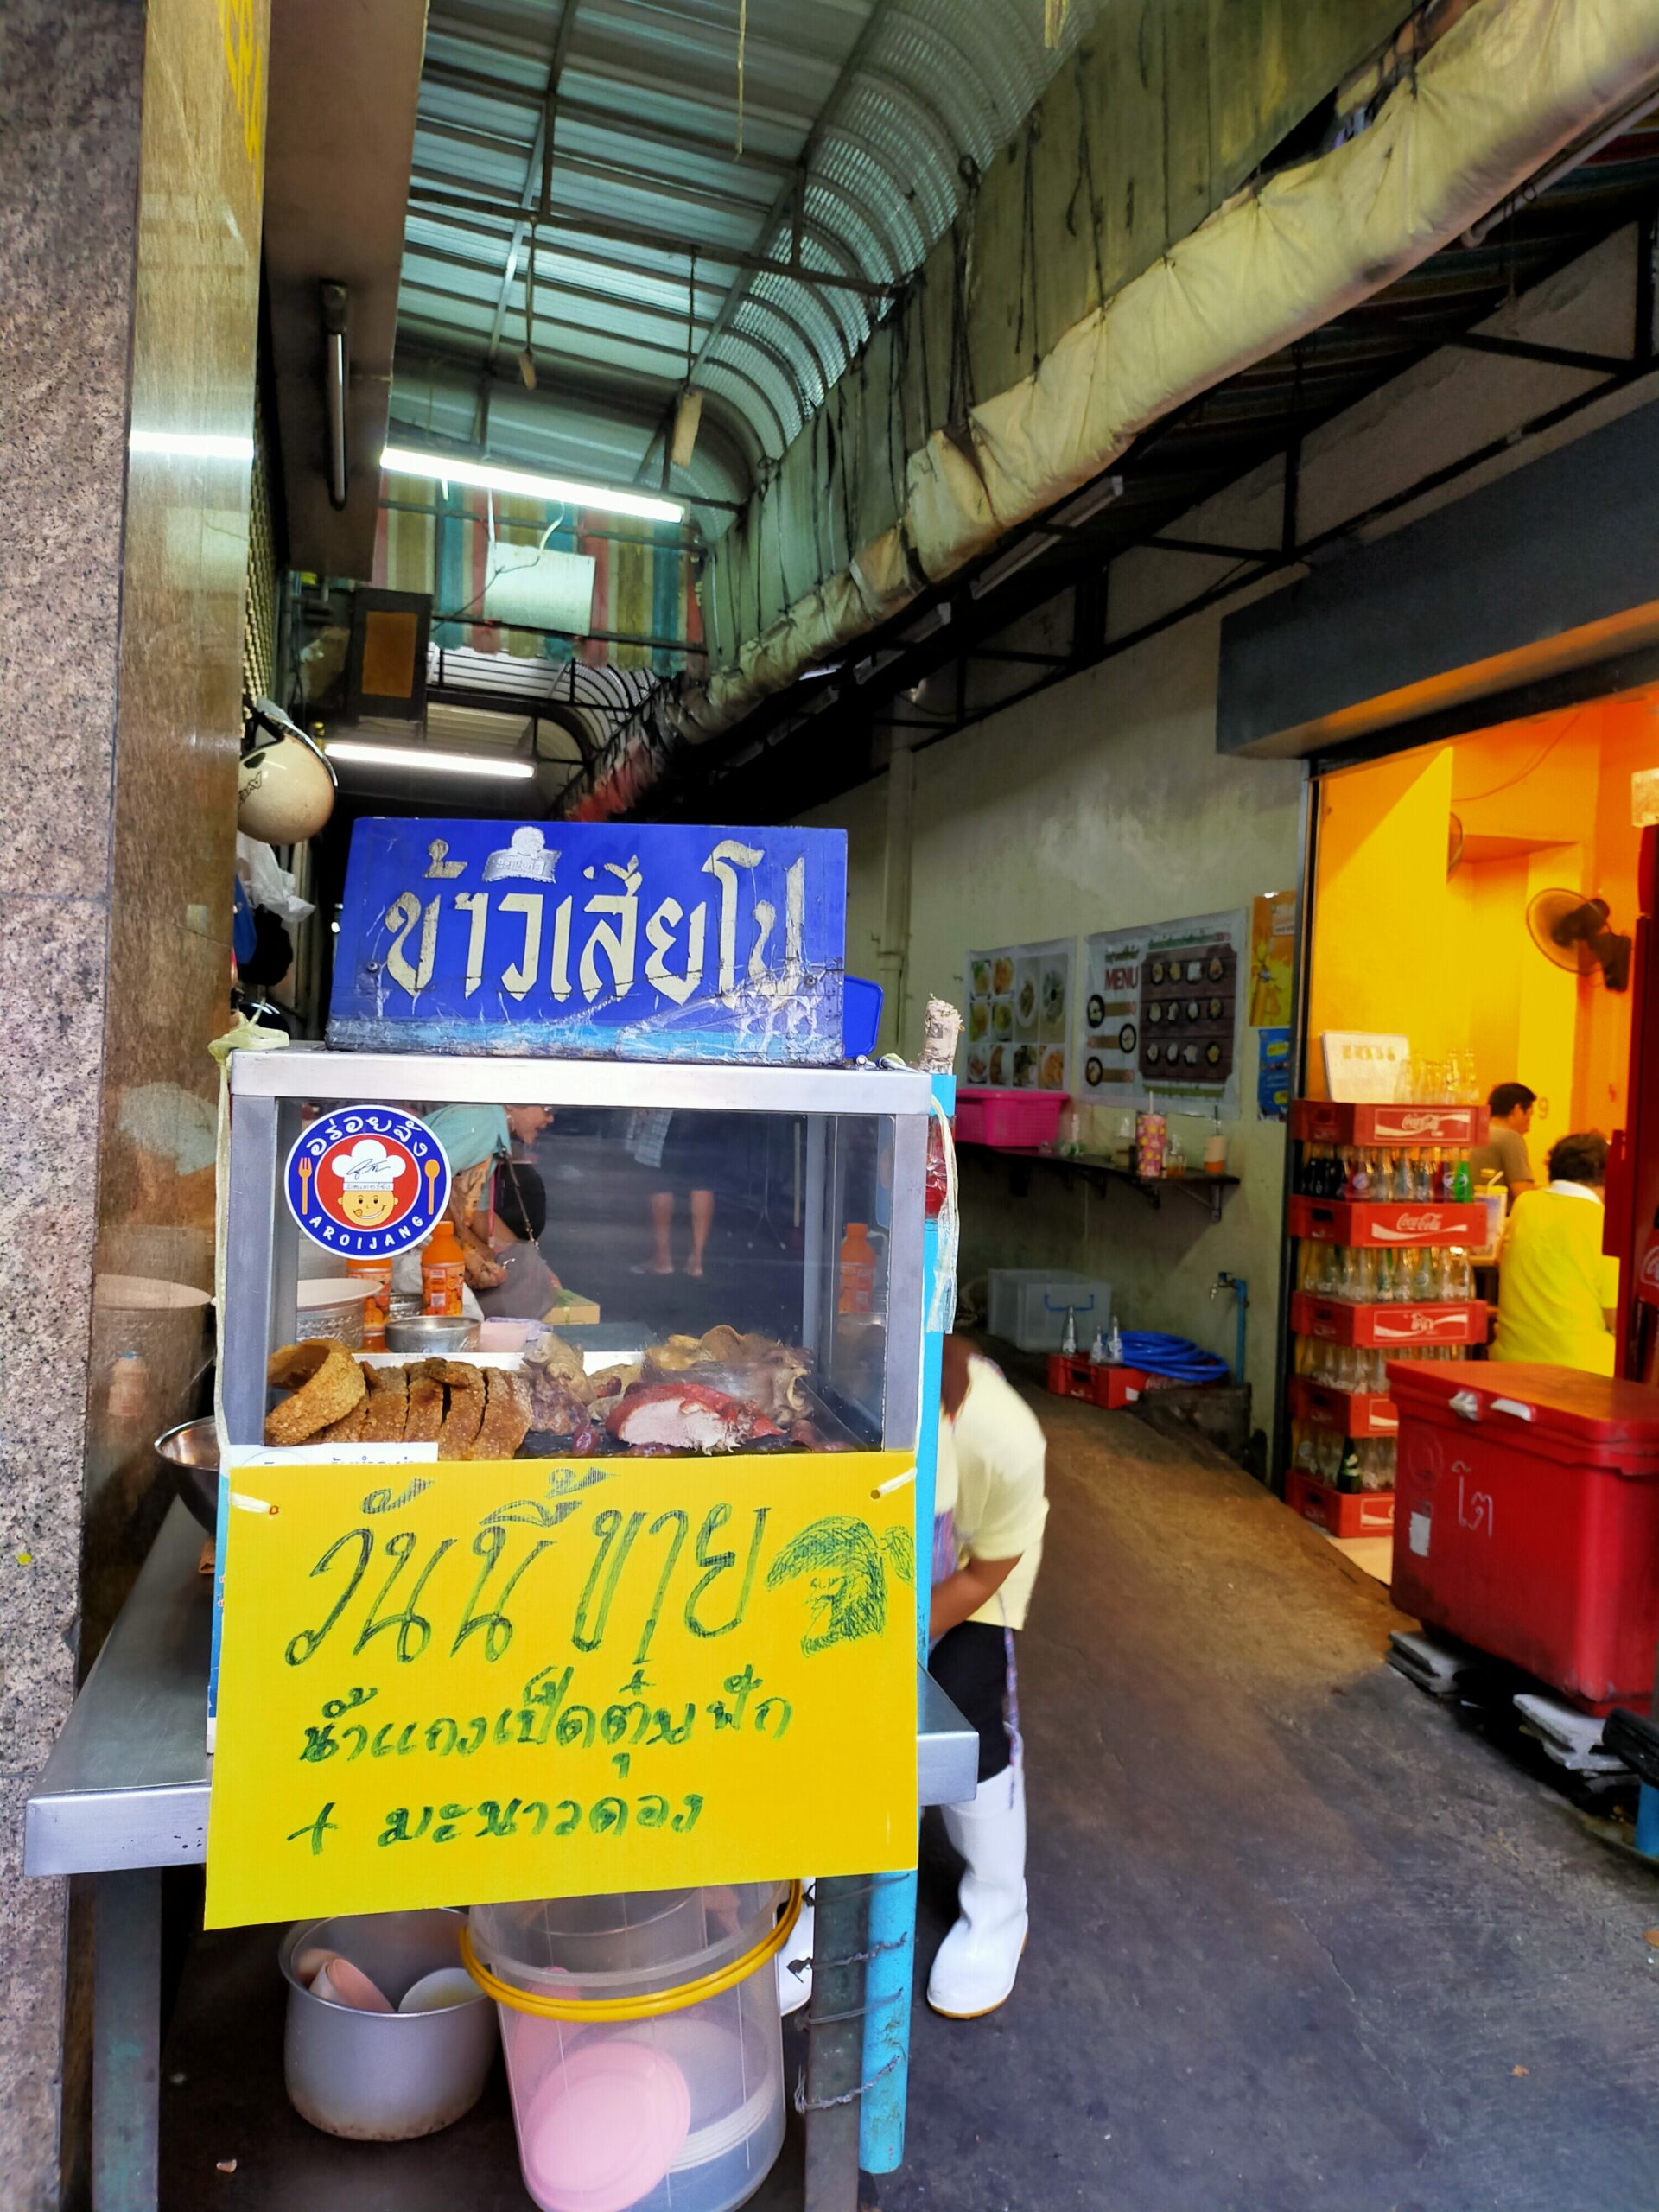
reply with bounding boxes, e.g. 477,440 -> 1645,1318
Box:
1287,1377 -> 1398,1436
1291,1100 -> 1489,1147
1046,1354 -> 1150,1408
1391,1362 -> 1659,1712
1288,1198 -> 1486,1249
1290,1294 -> 1489,1348
1284,1468 -> 1396,1538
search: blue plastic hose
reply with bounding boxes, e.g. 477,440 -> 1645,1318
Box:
1117,1330 -> 1231,1385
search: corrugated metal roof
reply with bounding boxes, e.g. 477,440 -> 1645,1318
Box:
393,0 -> 1090,531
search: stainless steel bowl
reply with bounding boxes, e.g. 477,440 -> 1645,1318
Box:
154,1417 -> 219,1535
281,1909 -> 497,2140
385,1314 -> 479,1354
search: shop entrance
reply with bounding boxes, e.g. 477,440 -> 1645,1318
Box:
1304,692 -> 1652,1153
1286,689 -> 1657,1544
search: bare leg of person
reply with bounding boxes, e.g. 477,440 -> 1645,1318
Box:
647,1189 -> 675,1274
686,1186 -> 714,1278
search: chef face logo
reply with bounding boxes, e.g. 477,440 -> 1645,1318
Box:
284,1105 -> 450,1256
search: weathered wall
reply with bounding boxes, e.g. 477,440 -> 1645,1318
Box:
701,0 -> 1412,690
799,219 -> 1653,1457
0,0 -> 268,2200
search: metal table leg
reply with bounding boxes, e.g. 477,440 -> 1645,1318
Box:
92,1869 -> 162,2212
802,1873 -> 871,2212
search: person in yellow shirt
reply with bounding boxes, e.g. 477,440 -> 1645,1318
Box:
775,1339 -> 1048,2026
1492,1131 -> 1619,1375
924,1337 -> 1048,2019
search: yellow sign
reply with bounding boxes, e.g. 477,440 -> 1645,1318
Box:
205,1452 -> 918,1929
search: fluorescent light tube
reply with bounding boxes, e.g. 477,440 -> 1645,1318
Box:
325,741 -> 536,780
381,444 -> 683,524
130,429 -> 256,461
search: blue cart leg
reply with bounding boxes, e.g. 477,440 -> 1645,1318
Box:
92,1868 -> 162,2212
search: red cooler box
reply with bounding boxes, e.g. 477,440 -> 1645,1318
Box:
1390,1362 -> 1659,1712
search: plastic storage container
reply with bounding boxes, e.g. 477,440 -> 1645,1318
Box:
1390,1361 -> 1659,1711
470,1885 -> 788,2212
956,1086 -> 1067,1149
841,976 -> 883,1059
986,1268 -> 1113,1353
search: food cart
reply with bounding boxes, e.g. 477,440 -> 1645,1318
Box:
27,817 -> 975,2212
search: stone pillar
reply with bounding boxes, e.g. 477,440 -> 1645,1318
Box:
0,2 -> 268,2202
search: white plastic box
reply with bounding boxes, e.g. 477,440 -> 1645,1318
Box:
986,1269 -> 1114,1352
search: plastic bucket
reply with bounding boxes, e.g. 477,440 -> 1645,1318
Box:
469,1886 -> 791,2212
280,1909 -> 497,2140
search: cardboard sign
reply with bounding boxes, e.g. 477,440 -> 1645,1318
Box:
205,1452 -> 918,1928
325,818 -> 847,1063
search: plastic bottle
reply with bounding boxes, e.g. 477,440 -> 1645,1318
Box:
837,1222 -> 877,1315
421,1219 -> 467,1317
348,1255 -> 392,1350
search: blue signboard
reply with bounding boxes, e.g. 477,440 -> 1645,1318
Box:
326,818 -> 848,1062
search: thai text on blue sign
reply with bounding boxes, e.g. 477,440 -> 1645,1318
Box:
325,820 -> 848,1062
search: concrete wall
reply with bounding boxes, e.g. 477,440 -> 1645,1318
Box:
809,622 -> 1305,1430
0,3 -> 268,2201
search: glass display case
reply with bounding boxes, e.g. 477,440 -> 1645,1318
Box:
221,1046 -> 931,1456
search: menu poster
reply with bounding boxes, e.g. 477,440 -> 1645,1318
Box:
1081,909 -> 1248,1115
963,939 -> 1071,1090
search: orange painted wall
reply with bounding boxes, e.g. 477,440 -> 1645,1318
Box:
1309,692 -> 1652,1135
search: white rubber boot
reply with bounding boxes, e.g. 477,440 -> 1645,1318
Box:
926,1767 -> 1027,2019
777,1886 -> 815,2017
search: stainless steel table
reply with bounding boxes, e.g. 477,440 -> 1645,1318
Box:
26,1501 -> 977,2210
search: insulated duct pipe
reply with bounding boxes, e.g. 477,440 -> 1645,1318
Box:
667,0 -> 1659,751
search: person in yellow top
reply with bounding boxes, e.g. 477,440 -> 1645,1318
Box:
775,1338 -> 1048,2028
1492,1131 -> 1619,1375
924,1337 -> 1049,2019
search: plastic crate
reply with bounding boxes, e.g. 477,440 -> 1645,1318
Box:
1290,1294 -> 1488,1348
957,1087 -> 1067,1149
1290,1100 -> 1488,1147
1287,1377 -> 1398,1437
987,1269 -> 1113,1352
1046,1355 -> 1149,1408
1285,1469 -> 1396,1537
1288,1197 -> 1486,1248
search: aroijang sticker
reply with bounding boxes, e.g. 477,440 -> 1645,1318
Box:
284,1105 -> 449,1256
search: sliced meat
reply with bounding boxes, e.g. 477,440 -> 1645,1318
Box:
526,1373 -> 588,1439
471,1369 -> 533,1459
437,1378 -> 486,1459
607,1381 -> 782,1454
317,1399 -> 370,1444
403,1376 -> 445,1444
357,1367 -> 410,1446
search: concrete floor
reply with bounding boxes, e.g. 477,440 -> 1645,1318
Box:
891,1387 -> 1659,2212
160,1373 -> 1659,2209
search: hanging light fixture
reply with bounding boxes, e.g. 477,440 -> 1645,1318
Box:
380,446 -> 684,524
